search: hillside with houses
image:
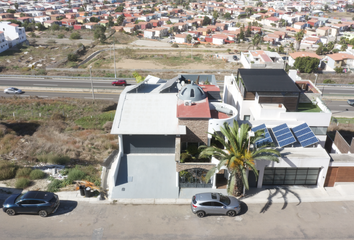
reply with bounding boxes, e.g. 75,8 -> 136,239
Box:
0,0 -> 354,73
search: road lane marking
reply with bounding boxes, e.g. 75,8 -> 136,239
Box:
84,97 -> 113,100
33,84 -> 58,86
38,96 -> 48,98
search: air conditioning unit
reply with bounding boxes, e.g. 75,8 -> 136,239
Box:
184,100 -> 192,106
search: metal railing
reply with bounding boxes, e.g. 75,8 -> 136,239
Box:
0,74 -> 135,81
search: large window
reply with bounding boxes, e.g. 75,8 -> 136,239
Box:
179,168 -> 212,188
310,126 -> 327,135
263,167 -> 320,185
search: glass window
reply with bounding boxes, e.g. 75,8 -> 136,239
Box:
243,115 -> 251,121
212,202 -> 224,207
190,89 -> 195,98
219,195 -> 231,205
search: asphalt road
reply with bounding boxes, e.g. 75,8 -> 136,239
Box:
0,200 -> 353,240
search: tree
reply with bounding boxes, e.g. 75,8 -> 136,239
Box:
69,32 -> 81,40
245,7 -> 253,17
7,9 -> 16,13
213,11 -> 219,21
246,22 -> 251,37
35,23 -> 45,31
256,1 -> 263,7
108,16 -> 114,27
166,20 -> 172,24
186,34 -> 192,43
202,16 -> 211,26
295,30 -> 305,50
341,44 -> 348,51
294,57 -> 320,73
250,33 -> 262,49
14,3 -> 19,9
278,45 -> 284,53
115,5 -> 124,12
51,24 -> 60,31
116,15 -> 125,26
90,17 -> 100,22
224,13 -> 231,20
199,120 -> 280,196
239,27 -> 245,41
133,71 -> 144,83
334,66 -> 343,73
67,53 -> 78,62
316,44 -> 323,55
324,4 -> 329,11
94,25 -> 106,43
327,41 -> 335,52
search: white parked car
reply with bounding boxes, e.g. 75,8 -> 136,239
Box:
4,87 -> 23,94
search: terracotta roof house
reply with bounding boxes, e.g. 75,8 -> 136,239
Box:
288,52 -> 322,66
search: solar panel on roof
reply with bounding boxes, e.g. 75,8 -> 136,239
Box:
292,123 -> 318,147
252,124 -> 273,147
272,123 -> 297,147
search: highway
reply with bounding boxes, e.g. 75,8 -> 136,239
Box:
1,77 -> 354,116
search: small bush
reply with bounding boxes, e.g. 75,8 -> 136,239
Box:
37,154 -> 70,165
323,79 -> 335,84
68,53 -> 78,62
58,33 -> 65,39
15,178 -> 31,189
30,169 -> 46,180
16,168 -> 32,178
70,32 -> 81,40
171,43 -> 179,48
67,168 -> 86,183
0,160 -> 18,180
47,179 -> 62,192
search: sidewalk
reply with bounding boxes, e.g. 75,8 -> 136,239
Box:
2,183 -> 354,205
54,183 -> 354,205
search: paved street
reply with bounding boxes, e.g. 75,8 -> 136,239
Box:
0,200 -> 354,240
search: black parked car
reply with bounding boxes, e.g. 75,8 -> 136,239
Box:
3,191 -> 60,217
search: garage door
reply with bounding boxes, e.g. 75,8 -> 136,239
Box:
263,168 -> 320,185
123,135 -> 175,154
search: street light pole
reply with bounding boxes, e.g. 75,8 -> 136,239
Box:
191,43 -> 193,60
113,41 -> 117,79
90,66 -> 95,101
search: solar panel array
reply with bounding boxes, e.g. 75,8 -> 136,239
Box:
272,123 -> 297,147
252,124 -> 273,147
292,123 -> 318,147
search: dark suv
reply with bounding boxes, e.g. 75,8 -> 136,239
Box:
3,191 -> 60,217
191,192 -> 241,218
112,80 -> 127,86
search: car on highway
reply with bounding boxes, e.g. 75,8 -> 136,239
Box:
4,87 -> 23,94
348,99 -> 354,106
3,191 -> 60,217
191,192 -> 241,218
112,80 -> 127,86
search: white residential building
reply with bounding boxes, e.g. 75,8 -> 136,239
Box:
0,22 -> 27,49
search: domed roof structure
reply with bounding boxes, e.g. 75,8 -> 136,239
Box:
178,81 -> 207,102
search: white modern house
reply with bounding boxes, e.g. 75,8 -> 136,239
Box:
0,31 -> 9,53
0,21 -> 27,49
222,69 -> 332,188
240,50 -> 284,69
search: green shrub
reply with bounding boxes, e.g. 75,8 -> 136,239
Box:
37,154 -> 70,165
69,32 -> 81,40
47,179 -> 62,192
58,33 -> 65,39
171,43 -> 179,48
29,169 -> 46,180
16,168 -> 32,178
67,168 -> 86,183
0,160 -> 18,180
323,79 -> 335,84
15,178 -> 31,189
180,152 -> 190,163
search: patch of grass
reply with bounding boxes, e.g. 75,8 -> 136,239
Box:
47,179 -> 62,192
37,153 -> 70,165
297,103 -> 322,112
75,111 -> 115,129
30,169 -> 46,180
67,168 -> 87,183
0,160 -> 18,180
16,168 -> 32,178
332,117 -> 354,124
15,178 -> 31,189
0,134 -> 20,154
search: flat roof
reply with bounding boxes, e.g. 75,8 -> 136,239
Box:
238,69 -> 301,93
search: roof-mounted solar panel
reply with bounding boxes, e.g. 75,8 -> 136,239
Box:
272,123 -> 296,147
292,123 -> 318,147
252,124 -> 273,147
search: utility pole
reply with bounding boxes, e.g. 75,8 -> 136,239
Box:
113,40 -> 117,79
191,43 -> 193,60
90,66 -> 95,101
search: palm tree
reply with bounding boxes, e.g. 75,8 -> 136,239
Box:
199,120 -> 280,196
295,30 -> 305,50
250,33 -> 262,49
186,34 -> 192,43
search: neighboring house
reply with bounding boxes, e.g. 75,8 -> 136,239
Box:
84,22 -> 99,30
316,26 -> 336,37
123,23 -> 137,33
262,17 -> 280,27
293,22 -> 306,30
0,31 -> 9,53
143,29 -> 155,39
33,16 -> 51,24
43,20 -> 61,28
288,52 -> 322,67
154,27 -> 168,38
212,34 -> 228,45
0,21 -> 26,48
223,69 -> 332,188
174,34 -> 187,43
302,36 -> 321,45
240,50 -> 284,69
327,53 -> 354,72
61,19 -> 76,27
